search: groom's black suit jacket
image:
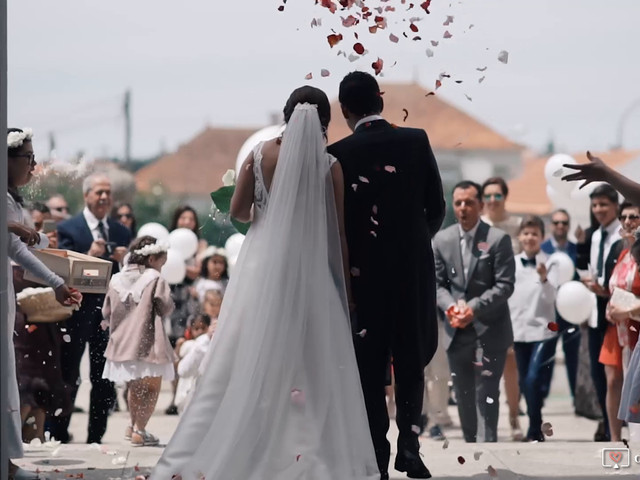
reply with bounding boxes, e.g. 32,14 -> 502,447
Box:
328,119 -> 445,367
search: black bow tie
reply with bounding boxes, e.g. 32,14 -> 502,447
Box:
521,257 -> 536,268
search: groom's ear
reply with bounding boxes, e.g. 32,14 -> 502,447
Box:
340,104 -> 350,120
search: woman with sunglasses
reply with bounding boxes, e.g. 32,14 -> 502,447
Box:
6,128 -> 81,479
480,176 -> 525,441
111,202 -> 137,237
599,202 -> 640,441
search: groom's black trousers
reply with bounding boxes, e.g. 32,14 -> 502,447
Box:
354,323 -> 425,473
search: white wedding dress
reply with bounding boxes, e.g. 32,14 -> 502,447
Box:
152,104 -> 379,480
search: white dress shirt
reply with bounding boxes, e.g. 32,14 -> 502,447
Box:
83,206 -> 109,242
354,114 -> 384,130
459,220 -> 480,281
589,220 -> 622,284
508,251 -> 557,343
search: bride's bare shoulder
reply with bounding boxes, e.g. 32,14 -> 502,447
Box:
260,138 -> 281,163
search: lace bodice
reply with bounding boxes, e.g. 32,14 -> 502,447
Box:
251,141 -> 337,222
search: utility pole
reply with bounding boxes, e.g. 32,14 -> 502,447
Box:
124,89 -> 131,166
1,0 -> 9,478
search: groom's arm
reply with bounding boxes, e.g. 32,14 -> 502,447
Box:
418,131 -> 445,238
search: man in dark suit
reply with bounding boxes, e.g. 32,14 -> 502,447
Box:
433,181 -> 515,443
328,71 -> 445,480
49,173 -> 131,444
540,208 -> 580,400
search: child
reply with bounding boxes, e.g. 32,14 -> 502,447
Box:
508,215 -> 557,442
174,313 -> 214,411
194,247 -> 229,303
101,235 -> 176,446
201,289 -> 223,332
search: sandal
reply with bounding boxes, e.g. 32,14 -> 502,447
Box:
509,416 -> 524,442
131,429 -> 159,447
124,425 -> 133,440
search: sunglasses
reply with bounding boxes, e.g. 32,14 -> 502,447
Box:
52,206 -> 69,212
119,213 -> 133,219
620,214 -> 640,221
552,220 -> 569,226
483,193 -> 504,201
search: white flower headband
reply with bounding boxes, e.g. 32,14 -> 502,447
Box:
133,241 -> 168,257
7,128 -> 33,148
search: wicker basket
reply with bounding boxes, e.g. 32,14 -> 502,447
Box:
16,287 -> 74,323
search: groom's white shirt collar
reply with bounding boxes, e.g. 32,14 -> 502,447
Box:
355,114 -> 385,130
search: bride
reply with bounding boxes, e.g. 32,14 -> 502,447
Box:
151,87 -> 380,480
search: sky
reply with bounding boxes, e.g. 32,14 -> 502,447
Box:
7,0 -> 640,162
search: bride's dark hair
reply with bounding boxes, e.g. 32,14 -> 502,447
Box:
283,86 -> 331,130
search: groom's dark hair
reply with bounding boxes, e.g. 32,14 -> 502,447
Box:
283,86 -> 331,129
338,71 -> 383,116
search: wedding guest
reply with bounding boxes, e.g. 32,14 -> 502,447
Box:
46,194 -> 70,222
29,202 -> 58,248
111,201 -> 137,237
582,184 -> 623,442
174,313 -> 212,412
7,127 -> 80,479
480,176 -> 523,441
201,289 -> 223,324
617,236 -> 640,427
49,173 -> 132,444
599,202 -> 640,441
194,247 -> 229,303
102,236 -> 175,446
433,180 -> 515,443
164,205 -> 202,415
509,215 -> 557,442
541,209 -> 580,400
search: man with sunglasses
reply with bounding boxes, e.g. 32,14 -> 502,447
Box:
46,193 -> 70,222
541,209 -> 580,404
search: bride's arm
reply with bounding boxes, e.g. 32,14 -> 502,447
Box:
330,162 -> 355,311
230,152 -> 256,222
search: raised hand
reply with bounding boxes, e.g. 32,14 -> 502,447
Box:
561,151 -> 609,189
54,285 -> 83,307
9,221 -> 40,247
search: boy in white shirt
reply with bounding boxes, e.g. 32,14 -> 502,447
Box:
509,215 -> 557,442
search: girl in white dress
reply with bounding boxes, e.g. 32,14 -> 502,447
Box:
152,87 -> 379,480
102,235 -> 175,446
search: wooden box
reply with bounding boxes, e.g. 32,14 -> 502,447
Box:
24,248 -> 113,294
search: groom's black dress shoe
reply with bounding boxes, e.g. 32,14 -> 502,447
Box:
380,472 -> 389,480
394,450 -> 432,479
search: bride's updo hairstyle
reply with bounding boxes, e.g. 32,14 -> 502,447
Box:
283,86 -> 331,131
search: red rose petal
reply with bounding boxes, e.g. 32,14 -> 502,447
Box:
389,33 -> 399,43
457,456 -> 466,464
327,33 -> 343,48
402,108 -> 409,122
321,69 -> 330,77
547,322 -> 559,332
410,23 -> 419,32
353,42 -> 365,54
371,57 -> 384,75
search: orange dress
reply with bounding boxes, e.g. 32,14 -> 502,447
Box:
599,249 -> 640,369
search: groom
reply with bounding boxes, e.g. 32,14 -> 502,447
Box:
329,71 -> 445,479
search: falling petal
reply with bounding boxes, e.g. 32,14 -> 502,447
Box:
488,466 -> 498,477
478,76 -> 485,83
457,456 -> 466,465
476,66 -> 488,72
384,165 -> 397,173
63,334 -> 71,343
547,322 -> 559,332
371,217 -> 379,225
443,15 -> 454,26
442,438 -> 449,449
327,33 -> 343,48
464,94 -> 472,102
351,184 -> 358,191
353,42 -> 365,54
356,329 -> 367,337
350,267 -> 361,277
498,50 -> 509,64
54,408 -> 63,417
411,425 -> 421,434
305,73 -> 313,80
481,370 -> 493,377
431,40 -> 439,46
541,422 -> 554,437
426,48 -> 434,57
372,58 -> 384,75
389,33 -> 399,43
402,108 -> 409,122
370,231 -> 377,237
443,30 -> 452,39
486,396 -> 494,404
321,69 -> 330,77
474,451 -> 483,460
372,205 -> 378,214
358,176 -> 370,183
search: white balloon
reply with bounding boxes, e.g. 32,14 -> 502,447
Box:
161,248 -> 186,285
235,125 -> 286,174
546,185 -> 572,209
169,228 -> 199,260
137,222 -> 170,242
546,252 -> 575,286
556,281 -> 596,325
544,154 -> 576,195
225,233 -> 245,259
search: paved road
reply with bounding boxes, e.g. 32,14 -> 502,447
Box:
14,348 -> 640,479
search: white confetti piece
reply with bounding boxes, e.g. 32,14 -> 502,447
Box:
54,408 -> 63,417
358,176 -> 370,183
351,184 -> 358,191
486,396 -> 494,404
370,217 -> 379,226
474,451 -> 483,460
62,334 -> 71,343
26,416 -> 36,425
442,438 -> 449,449
426,48 -> 434,58
350,267 -> 361,277
112,456 -> 127,466
51,447 -> 61,457
411,425 -> 421,434
481,370 -> 493,377
497,50 -> 509,64
356,329 -> 367,338
384,165 -> 396,173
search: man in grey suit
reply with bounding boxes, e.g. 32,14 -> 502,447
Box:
433,180 -> 516,442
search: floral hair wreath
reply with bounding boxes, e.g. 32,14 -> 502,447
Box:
133,241 -> 169,257
7,128 -> 33,148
